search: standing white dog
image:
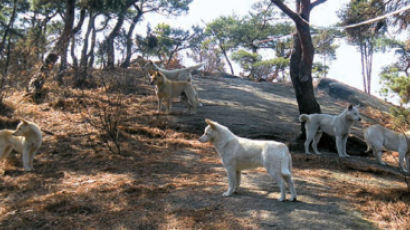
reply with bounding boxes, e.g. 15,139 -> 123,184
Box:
299,105 -> 361,157
0,120 -> 42,172
198,119 -> 297,202
364,124 -> 409,172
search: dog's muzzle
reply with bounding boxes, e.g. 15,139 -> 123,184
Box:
198,135 -> 209,143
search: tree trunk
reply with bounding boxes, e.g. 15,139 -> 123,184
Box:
27,0 -> 75,99
70,36 -> 78,68
0,0 -> 18,56
76,11 -> 95,87
270,0 -> 323,138
221,45 -> 234,75
104,1 -> 135,69
57,8 -> 86,84
367,42 -> 373,95
121,8 -> 143,68
88,26 -> 97,68
3,34 -> 12,75
360,40 -> 367,94
89,15 -> 109,68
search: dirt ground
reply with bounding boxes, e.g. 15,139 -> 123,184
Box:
0,70 -> 408,230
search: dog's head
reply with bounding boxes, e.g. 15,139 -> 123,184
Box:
199,119 -> 220,143
149,71 -> 165,85
346,104 -> 361,122
13,120 -> 32,136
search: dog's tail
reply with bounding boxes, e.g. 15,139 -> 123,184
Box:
299,114 -> 310,123
186,62 -> 204,71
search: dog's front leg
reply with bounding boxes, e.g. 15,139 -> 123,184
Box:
28,148 -> 37,171
375,150 -> 386,165
335,136 -> 345,158
223,167 -> 236,197
157,98 -> 162,113
398,151 -> 408,172
22,148 -> 32,171
166,99 -> 172,114
342,134 -> 350,157
235,170 -> 241,190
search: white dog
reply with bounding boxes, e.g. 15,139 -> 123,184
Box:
153,62 -> 204,81
299,105 -> 361,157
364,124 -> 410,172
199,119 -> 297,202
0,120 -> 42,172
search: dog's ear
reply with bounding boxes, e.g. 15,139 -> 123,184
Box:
348,104 -> 353,111
205,119 -> 217,129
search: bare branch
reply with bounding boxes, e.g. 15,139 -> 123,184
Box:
270,0 -> 309,26
270,0 -> 300,22
310,0 -> 327,10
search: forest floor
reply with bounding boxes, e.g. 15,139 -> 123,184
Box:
0,69 -> 408,230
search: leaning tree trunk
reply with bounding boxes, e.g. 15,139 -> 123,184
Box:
0,0 -> 17,56
89,15 -> 110,68
121,7 -> 143,68
76,11 -> 95,87
290,29 -> 321,116
270,0 -> 324,139
57,8 -> 86,85
104,1 -> 135,69
27,0 -> 75,101
221,46 -> 234,75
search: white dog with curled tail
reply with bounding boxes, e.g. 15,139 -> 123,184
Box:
299,104 -> 361,158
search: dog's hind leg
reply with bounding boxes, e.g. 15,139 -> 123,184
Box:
0,145 -> 13,160
282,173 -> 297,201
223,166 -> 237,197
304,125 -> 316,155
312,131 -> 323,155
0,145 -> 13,173
266,167 -> 286,201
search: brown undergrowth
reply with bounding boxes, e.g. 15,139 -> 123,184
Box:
0,69 -> 408,229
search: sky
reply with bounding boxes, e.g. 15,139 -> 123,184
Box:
136,0 -> 402,101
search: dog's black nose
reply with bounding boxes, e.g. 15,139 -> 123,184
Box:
358,117 -> 362,121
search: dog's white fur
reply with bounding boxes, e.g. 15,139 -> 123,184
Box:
153,62 -> 204,81
364,124 -> 410,172
199,119 -> 297,201
0,120 -> 42,172
299,105 -> 361,157
150,71 -> 200,114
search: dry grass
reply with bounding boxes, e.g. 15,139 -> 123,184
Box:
292,154 -> 409,230
0,69 -> 408,229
